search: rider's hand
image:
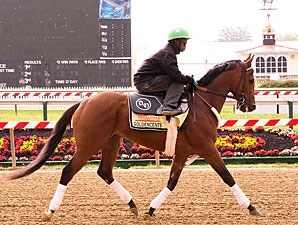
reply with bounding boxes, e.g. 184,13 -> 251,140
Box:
192,81 -> 199,89
185,75 -> 195,85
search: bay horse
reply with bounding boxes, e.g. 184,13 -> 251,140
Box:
5,54 -> 261,221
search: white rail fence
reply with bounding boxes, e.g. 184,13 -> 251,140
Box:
1,87 -> 297,116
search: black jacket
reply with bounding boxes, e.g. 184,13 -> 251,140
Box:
134,42 -> 191,85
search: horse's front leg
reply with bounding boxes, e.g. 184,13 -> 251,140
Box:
145,153 -> 188,218
202,146 -> 262,216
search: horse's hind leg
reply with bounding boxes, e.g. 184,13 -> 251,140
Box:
42,149 -> 95,221
202,147 -> 262,216
97,135 -> 138,216
145,152 -> 188,218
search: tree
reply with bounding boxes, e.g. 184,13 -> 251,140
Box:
217,26 -> 252,42
277,34 -> 298,41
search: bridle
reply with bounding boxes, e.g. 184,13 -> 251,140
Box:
195,61 -> 249,110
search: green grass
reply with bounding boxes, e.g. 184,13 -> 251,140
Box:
0,105 -> 296,121
0,105 -> 297,130
0,110 -> 65,121
220,105 -> 298,119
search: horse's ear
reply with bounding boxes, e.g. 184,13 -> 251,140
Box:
244,54 -> 254,68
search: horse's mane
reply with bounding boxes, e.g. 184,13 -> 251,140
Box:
197,60 -> 240,87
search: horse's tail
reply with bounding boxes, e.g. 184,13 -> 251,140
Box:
5,102 -> 81,180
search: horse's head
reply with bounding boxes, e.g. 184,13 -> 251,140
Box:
196,54 -> 256,113
233,54 -> 256,112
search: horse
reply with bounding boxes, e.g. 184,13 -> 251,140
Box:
5,54 -> 261,221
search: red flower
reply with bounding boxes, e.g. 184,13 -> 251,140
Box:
0,155 -> 7,161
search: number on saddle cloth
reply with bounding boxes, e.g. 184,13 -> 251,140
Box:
128,92 -> 189,115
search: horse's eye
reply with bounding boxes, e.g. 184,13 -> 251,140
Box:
249,78 -> 254,84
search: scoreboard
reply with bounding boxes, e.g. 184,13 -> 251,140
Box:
0,0 -> 131,88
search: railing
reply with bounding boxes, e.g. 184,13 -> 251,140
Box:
1,87 -> 298,99
0,86 -> 135,99
1,96 -> 297,120
1,87 -> 298,120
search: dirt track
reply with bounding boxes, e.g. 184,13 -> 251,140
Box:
0,166 -> 298,225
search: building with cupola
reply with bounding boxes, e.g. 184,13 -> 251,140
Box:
177,11 -> 298,84
237,13 -> 298,83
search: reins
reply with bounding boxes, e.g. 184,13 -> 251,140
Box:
196,86 -> 244,102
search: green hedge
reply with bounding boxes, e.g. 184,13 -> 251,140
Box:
258,80 -> 298,88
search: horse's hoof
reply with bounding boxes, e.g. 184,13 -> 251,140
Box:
130,207 -> 138,216
143,212 -> 156,220
248,205 -> 262,216
42,211 -> 53,222
249,208 -> 262,216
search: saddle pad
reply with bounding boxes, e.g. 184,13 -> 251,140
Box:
128,92 -> 188,115
128,92 -> 189,131
128,93 -> 164,114
129,110 -> 189,131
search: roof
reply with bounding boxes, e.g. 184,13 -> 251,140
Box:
237,44 -> 298,54
136,41 -> 298,66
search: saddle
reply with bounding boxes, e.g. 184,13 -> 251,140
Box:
128,92 -> 189,131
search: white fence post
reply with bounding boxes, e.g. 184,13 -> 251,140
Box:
9,128 -> 16,169
155,151 -> 160,168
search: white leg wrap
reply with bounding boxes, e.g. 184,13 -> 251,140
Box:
48,183 -> 67,212
150,187 -> 171,209
230,184 -> 250,208
165,117 -> 178,157
110,180 -> 132,204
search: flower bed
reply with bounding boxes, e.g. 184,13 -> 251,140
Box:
0,127 -> 297,162
217,127 -> 298,157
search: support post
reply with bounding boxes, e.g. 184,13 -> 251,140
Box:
155,151 -> 160,168
43,101 -> 48,121
9,128 -> 16,169
288,101 -> 293,129
14,104 -> 18,116
276,94 -> 279,114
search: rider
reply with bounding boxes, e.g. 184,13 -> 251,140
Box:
133,28 -> 195,116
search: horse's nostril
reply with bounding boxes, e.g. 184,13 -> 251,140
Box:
253,105 -> 256,110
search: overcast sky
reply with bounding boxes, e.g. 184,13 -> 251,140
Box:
131,0 -> 298,49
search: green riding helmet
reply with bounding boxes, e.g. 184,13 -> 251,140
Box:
168,28 -> 191,41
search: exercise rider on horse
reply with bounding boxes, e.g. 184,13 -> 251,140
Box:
133,28 -> 196,116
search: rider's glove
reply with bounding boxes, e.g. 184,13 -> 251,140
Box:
185,75 -> 195,85
193,81 -> 199,89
